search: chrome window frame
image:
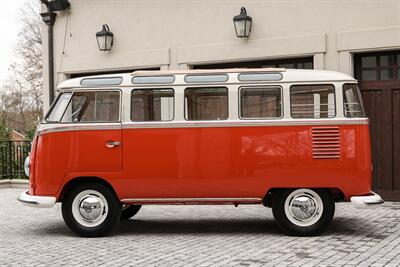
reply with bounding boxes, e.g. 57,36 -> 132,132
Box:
238,85 -> 284,120
53,89 -> 123,124
184,86 -> 229,121
342,83 -> 367,118
289,83 -> 337,119
130,88 -> 175,122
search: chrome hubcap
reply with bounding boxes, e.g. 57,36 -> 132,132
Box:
284,189 -> 323,227
71,190 -> 109,228
290,195 -> 317,220
79,196 -> 103,221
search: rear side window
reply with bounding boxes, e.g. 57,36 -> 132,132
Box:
290,85 -> 335,119
343,84 -> 366,117
240,87 -> 282,119
131,89 -> 174,121
185,87 -> 228,120
61,91 -> 120,122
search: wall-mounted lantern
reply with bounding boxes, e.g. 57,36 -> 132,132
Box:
233,7 -> 252,38
96,24 -> 114,51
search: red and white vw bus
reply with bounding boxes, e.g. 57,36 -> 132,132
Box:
19,68 -> 383,237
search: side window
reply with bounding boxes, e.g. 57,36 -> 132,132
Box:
185,87 -> 228,120
343,84 -> 366,118
61,91 -> 120,122
290,85 -> 335,119
240,87 -> 282,119
131,89 -> 174,121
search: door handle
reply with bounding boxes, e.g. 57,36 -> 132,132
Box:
105,140 -> 121,148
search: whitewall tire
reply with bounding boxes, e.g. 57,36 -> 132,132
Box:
272,188 -> 335,236
62,183 -> 121,237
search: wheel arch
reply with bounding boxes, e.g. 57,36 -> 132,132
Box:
263,187 -> 345,207
58,176 -> 119,202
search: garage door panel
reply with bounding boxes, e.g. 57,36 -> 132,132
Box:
355,51 -> 400,200
393,89 -> 400,191
362,89 -> 388,190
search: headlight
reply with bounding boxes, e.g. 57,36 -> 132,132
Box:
24,156 -> 30,177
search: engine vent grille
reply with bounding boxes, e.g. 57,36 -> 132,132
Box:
311,127 -> 340,159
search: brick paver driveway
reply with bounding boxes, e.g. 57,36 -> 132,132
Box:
1,188 -> 400,266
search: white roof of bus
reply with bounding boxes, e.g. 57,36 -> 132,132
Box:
57,68 -> 356,89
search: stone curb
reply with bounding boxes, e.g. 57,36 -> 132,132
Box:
0,179 -> 29,189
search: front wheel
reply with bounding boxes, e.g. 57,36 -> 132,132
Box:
62,183 -> 121,237
272,188 -> 335,236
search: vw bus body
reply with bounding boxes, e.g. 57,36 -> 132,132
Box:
19,68 -> 384,237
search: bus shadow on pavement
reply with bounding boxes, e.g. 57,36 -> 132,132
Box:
32,216 -> 370,238
115,216 -> 368,237
325,216 -> 381,237
117,218 -> 281,236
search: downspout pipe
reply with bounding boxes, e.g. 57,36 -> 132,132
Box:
40,0 -> 56,106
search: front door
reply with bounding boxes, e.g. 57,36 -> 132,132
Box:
61,90 -> 122,172
354,51 -> 400,201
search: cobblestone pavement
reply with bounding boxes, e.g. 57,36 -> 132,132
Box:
1,188 -> 400,267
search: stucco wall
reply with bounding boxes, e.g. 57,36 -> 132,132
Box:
41,0 -> 400,111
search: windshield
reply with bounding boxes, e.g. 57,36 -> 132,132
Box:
46,93 -> 73,122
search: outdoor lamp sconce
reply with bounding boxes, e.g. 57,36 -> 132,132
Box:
96,24 -> 114,51
233,7 -> 252,38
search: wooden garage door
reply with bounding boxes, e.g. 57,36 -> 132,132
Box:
355,51 -> 400,201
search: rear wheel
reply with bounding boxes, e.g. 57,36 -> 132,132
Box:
62,183 -> 121,237
272,188 -> 335,236
120,205 -> 142,220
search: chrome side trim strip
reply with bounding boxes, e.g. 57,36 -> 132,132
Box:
37,123 -> 121,135
36,118 -> 368,135
121,197 -> 263,204
122,118 -> 369,129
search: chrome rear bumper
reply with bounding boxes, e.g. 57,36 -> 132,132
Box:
350,191 -> 384,209
18,190 -> 56,208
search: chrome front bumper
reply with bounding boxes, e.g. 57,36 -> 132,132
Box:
350,191 -> 384,209
18,190 -> 56,208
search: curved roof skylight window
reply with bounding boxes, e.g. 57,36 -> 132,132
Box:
132,76 -> 175,84
185,74 -> 228,83
238,73 -> 283,82
80,77 -> 123,86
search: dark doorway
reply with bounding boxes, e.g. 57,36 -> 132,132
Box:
192,57 -> 313,70
70,67 -> 160,79
354,51 -> 400,201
